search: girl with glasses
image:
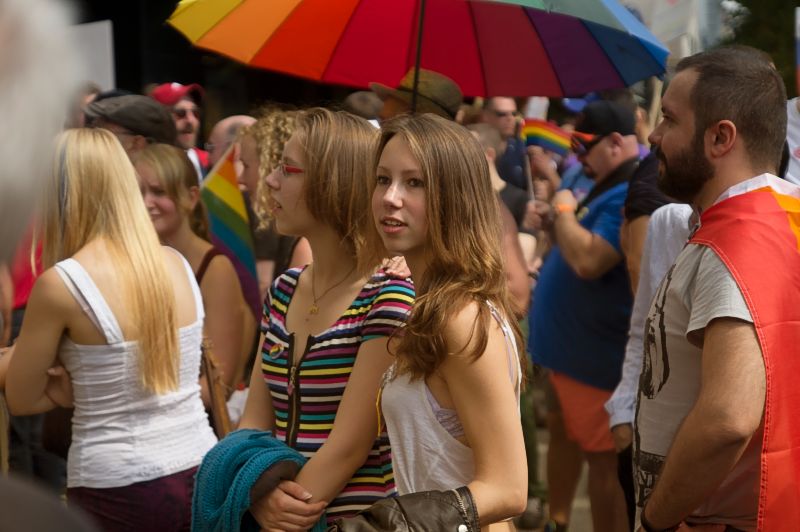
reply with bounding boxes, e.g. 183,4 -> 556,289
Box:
234,108 -> 413,529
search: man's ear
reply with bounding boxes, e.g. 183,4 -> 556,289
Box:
708,120 -> 736,158
132,135 -> 148,152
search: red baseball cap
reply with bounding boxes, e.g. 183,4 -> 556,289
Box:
149,82 -> 204,106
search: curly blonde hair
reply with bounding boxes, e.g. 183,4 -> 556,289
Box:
242,107 -> 297,230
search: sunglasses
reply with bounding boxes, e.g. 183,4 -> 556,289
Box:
173,107 -> 201,119
492,110 -> 518,119
570,131 -> 605,156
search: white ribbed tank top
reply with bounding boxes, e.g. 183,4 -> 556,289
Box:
54,252 -> 217,488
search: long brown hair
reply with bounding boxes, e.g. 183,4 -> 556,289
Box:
368,114 -> 524,379
43,129 -> 179,393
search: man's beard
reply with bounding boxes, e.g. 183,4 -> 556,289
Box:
656,133 -> 713,203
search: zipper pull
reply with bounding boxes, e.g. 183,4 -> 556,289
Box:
287,366 -> 297,396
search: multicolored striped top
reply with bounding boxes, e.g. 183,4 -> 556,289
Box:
260,267 -> 414,522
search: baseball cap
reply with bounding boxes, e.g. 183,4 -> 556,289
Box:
85,95 -> 177,145
150,82 -> 204,106
561,92 -> 599,114
575,101 -> 636,137
370,69 -> 463,119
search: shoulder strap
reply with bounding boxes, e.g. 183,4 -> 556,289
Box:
486,301 -> 522,402
195,247 -> 224,285
53,259 -> 124,344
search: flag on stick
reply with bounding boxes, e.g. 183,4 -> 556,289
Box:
201,145 -> 260,319
521,119 -> 570,156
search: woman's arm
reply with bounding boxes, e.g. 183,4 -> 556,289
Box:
250,337 -> 394,531
440,302 -> 528,526
237,333 -> 276,431
5,269 -> 70,415
198,256 -> 245,406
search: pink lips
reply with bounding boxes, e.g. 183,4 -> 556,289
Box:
379,216 -> 406,234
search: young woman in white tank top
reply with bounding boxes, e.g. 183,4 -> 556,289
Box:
365,114 -> 528,531
0,129 -> 216,531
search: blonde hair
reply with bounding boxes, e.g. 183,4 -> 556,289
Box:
368,114 -> 524,379
245,107 -> 297,231
131,143 -> 209,240
42,128 -> 179,394
293,107 -> 377,271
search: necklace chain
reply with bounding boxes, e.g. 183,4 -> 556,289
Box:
308,264 -> 357,315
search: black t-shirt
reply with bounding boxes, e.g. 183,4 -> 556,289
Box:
623,151 -> 672,221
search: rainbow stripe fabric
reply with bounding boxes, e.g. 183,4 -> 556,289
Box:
521,119 -> 571,156
261,267 -> 414,523
200,147 -> 260,318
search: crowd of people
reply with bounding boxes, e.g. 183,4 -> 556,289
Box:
0,36 -> 799,532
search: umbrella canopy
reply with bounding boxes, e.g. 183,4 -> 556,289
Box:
168,0 -> 669,97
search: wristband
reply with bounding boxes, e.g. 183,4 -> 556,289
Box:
553,203 -> 575,215
640,506 -> 680,532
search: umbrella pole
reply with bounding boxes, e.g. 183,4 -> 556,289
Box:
411,0 -> 427,114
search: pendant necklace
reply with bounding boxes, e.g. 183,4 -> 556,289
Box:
308,263 -> 357,317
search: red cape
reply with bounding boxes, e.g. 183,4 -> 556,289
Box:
690,186 -> 800,530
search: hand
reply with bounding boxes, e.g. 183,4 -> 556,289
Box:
44,365 -> 73,407
528,146 -> 555,178
552,189 -> 577,211
532,179 -> 552,202
250,480 -> 327,532
611,423 -> 632,453
381,255 -> 411,279
523,200 -> 552,231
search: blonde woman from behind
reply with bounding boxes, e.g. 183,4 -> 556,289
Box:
0,128 -> 216,532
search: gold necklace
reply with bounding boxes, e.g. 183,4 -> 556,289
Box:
308,264 -> 357,315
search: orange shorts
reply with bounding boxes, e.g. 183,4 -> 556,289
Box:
549,371 -> 615,453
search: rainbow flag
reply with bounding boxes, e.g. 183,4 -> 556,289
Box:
690,184 -> 800,529
521,119 -> 570,156
201,146 -> 260,319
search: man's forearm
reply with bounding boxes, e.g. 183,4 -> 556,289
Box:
553,211 -> 594,273
642,406 -> 756,528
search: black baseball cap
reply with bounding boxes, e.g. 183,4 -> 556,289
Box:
575,101 -> 636,137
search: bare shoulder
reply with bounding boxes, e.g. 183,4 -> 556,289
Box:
28,267 -> 74,313
441,300 -> 505,370
201,252 -> 239,287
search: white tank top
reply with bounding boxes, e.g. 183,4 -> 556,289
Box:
54,252 -> 217,488
381,302 -> 522,494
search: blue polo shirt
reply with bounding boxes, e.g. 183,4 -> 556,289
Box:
528,181 -> 633,391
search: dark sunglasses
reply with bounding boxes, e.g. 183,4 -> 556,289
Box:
570,131 -> 605,156
492,110 -> 518,118
173,107 -> 201,119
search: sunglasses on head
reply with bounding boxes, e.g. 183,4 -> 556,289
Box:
570,131 -> 604,156
173,107 -> 201,119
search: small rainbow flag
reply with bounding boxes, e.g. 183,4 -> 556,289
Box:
521,119 -> 570,156
201,146 -> 260,319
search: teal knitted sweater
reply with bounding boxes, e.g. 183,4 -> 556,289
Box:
191,429 -> 326,532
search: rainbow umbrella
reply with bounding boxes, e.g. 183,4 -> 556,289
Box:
168,0 -> 669,98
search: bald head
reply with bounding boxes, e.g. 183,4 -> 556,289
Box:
208,115 -> 256,167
